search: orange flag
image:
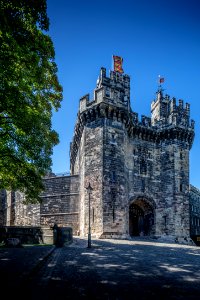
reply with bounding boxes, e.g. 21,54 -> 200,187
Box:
158,75 -> 164,84
113,55 -> 124,73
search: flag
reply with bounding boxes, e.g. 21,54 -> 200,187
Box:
113,55 -> 124,73
159,76 -> 164,84
159,78 -> 164,83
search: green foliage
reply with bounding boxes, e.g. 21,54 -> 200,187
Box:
0,0 -> 63,203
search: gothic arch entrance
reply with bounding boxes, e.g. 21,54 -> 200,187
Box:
129,197 -> 155,236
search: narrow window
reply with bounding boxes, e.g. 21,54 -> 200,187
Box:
140,159 -> 147,175
180,184 -> 183,192
111,171 -> 116,182
106,87 -> 110,97
141,179 -> 145,193
111,189 -> 115,222
163,216 -> 167,229
112,206 -> 115,222
180,152 -> 183,160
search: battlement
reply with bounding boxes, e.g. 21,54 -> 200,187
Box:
71,67 -> 195,170
168,97 -> 190,115
190,184 -> 200,196
79,67 -> 130,113
130,113 -> 151,127
79,94 -> 90,112
151,90 -> 194,129
98,67 -> 130,88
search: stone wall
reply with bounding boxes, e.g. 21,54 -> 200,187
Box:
13,175 -> 79,236
0,190 -> 16,226
40,175 -> 79,235
190,185 -> 200,236
102,118 -> 129,238
83,121 -> 104,237
15,191 -> 40,226
0,226 -> 44,244
74,120 -> 104,237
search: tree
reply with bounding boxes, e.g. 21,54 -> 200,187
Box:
0,0 -> 63,203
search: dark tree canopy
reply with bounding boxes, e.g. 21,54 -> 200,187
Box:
0,0 -> 63,202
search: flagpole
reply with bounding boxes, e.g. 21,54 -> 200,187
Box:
158,75 -> 161,91
112,55 -> 113,71
111,55 -> 113,73
158,75 -> 165,93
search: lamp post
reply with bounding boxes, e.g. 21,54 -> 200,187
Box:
86,182 -> 93,248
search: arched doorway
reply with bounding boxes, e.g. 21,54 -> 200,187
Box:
129,197 -> 155,236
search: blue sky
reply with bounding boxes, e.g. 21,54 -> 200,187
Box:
47,0 -> 200,189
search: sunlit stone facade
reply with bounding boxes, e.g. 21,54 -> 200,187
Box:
1,66 -> 199,245
69,67 -> 195,243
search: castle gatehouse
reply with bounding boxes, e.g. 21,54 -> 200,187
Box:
2,62 -> 199,244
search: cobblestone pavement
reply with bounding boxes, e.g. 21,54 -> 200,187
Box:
1,238 -> 200,300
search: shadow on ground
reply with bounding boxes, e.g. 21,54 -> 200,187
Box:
1,237 -> 200,299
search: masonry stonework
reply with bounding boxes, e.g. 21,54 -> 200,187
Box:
40,175 -> 79,235
70,66 -> 195,242
190,185 -> 200,236
1,65 -> 199,245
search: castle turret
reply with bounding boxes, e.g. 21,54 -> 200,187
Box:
151,90 -> 169,125
79,67 -> 131,114
150,88 -> 195,240
151,89 -> 193,129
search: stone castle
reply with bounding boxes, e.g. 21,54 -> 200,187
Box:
1,65 -> 200,244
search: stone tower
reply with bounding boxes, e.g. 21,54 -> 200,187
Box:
70,66 -> 195,241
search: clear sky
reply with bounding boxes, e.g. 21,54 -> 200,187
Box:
47,0 -> 200,189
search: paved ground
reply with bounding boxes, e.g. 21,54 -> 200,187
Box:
0,244 -> 54,291
1,237 -> 200,299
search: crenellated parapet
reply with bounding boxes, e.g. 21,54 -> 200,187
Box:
79,68 -> 130,114
70,67 -> 195,172
168,98 -> 192,127
70,103 -> 194,171
151,90 -> 194,129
